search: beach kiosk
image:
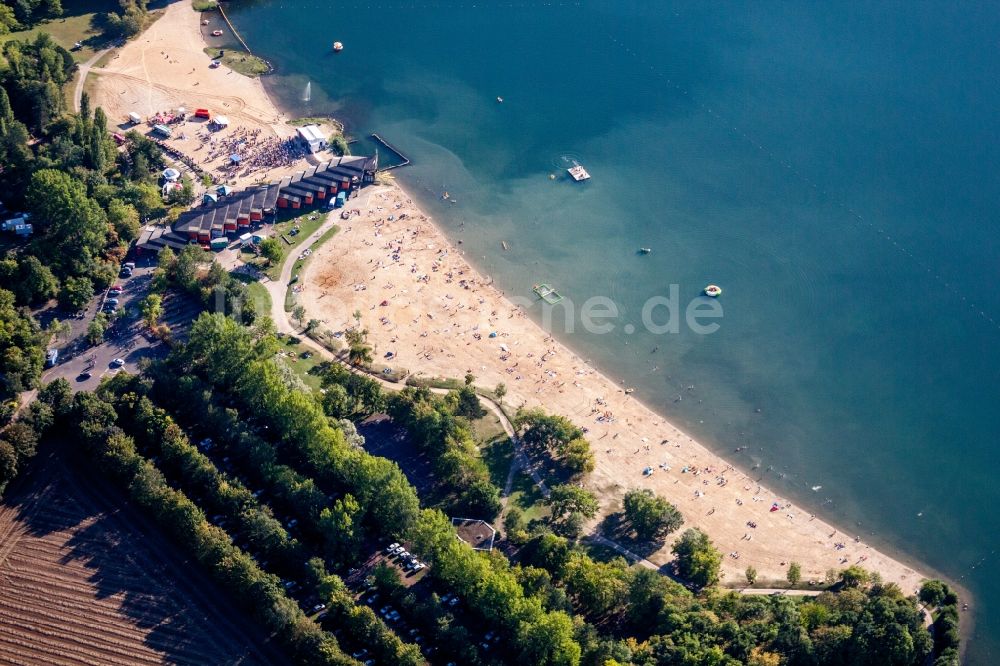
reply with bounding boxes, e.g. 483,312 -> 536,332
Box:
239,232 -> 253,247
210,237 -> 228,251
212,115 -> 230,129
128,111 -> 142,125
152,124 -> 172,138
334,190 -> 347,208
296,124 -> 327,153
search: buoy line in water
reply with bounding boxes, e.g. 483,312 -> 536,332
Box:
606,32 -> 1000,334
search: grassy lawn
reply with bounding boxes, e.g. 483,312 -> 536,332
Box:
470,411 -> 506,445
274,336 -> 325,392
262,210 -> 330,280
202,46 -> 268,77
480,433 -> 514,489
0,0 -> 118,62
244,280 -> 272,315
507,471 -> 548,524
287,117 -> 334,127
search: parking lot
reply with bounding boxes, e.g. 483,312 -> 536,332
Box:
41,256 -> 165,391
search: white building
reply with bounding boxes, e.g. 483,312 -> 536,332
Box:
296,124 -> 327,153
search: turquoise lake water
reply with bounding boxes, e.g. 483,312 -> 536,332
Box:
227,2 -> 999,660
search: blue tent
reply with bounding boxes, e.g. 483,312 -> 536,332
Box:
229,154 -> 242,165
216,185 -> 233,196
203,192 -> 218,204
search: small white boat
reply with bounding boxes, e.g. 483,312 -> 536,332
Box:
333,41 -> 344,52
211,30 -> 223,37
704,284 -> 723,297
638,247 -> 651,255
497,96 -> 503,103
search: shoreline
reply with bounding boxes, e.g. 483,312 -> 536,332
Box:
294,180 -> 935,593
95,0 -> 956,607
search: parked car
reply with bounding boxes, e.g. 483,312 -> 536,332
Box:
45,349 -> 59,367
110,358 -> 125,367
119,267 -> 132,278
384,542 -> 400,554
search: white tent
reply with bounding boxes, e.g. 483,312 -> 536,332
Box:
212,115 -> 230,128
128,112 -> 142,124
162,168 -> 181,181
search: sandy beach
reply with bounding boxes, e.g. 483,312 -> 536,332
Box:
88,2 -> 332,189
93,2 -> 930,592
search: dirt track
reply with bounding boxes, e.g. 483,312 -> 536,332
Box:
0,445 -> 287,665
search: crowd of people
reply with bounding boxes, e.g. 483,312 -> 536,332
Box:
192,126 -> 312,180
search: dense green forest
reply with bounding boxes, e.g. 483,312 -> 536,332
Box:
0,30 -> 168,420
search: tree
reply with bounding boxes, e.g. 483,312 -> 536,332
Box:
840,565 -> 870,589
562,437 -> 595,477
167,174 -> 195,205
0,440 -> 17,488
107,199 -> 141,242
671,528 -> 722,588
454,385 -> 485,419
919,580 -> 948,608
0,289 -> 44,399
745,565 -> 758,586
15,255 -> 58,305
259,237 -> 282,265
26,169 -> 108,276
291,304 -> 306,329
545,483 -> 600,524
786,561 -> 801,587
622,489 -> 683,541
494,382 -> 506,405
59,276 -> 94,311
86,313 -> 109,346
348,343 -> 372,367
141,294 -> 163,329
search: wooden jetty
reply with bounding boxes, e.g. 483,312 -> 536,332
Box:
371,133 -> 411,172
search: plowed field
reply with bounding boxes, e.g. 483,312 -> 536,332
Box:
0,447 -> 286,665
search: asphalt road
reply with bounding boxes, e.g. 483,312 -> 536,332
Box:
41,256 -> 164,392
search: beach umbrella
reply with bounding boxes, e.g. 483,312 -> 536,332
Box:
203,192 -> 218,204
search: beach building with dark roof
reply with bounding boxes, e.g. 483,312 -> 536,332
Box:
136,155 -> 377,253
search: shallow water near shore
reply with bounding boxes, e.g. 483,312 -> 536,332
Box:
228,1 -> 999,659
